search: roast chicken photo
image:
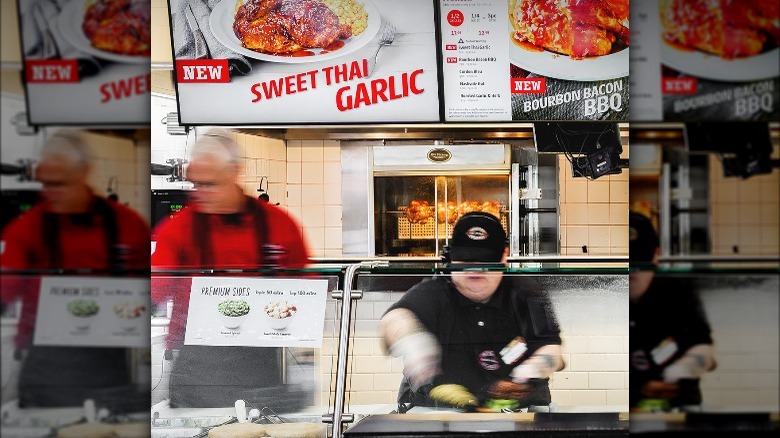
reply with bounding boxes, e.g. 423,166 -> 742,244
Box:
509,0 -> 629,59
660,0 -> 779,59
83,0 -> 151,56
233,0 -> 355,54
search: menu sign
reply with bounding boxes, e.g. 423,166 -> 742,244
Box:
440,0 -> 629,121
630,0 -> 779,121
33,277 -> 150,348
17,0 -> 151,125
184,277 -> 328,348
169,0 -> 440,124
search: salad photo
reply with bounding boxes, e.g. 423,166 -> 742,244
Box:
67,299 -> 100,330
218,299 -> 251,329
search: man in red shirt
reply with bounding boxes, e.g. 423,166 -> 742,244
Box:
151,128 -> 311,408
0,130 -> 150,407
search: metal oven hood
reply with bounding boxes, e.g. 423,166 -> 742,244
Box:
372,144 -> 511,175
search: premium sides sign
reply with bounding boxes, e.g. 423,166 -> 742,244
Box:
17,0 -> 151,125
440,0 -> 629,121
170,0 -> 440,124
630,0 -> 779,122
33,277 -> 150,348
184,277 -> 329,348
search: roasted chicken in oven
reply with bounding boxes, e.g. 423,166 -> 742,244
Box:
406,200 -> 432,225
83,0 -> 151,56
660,0 -> 779,59
509,0 -> 629,59
234,0 -> 352,54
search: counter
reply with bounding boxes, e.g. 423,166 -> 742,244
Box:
344,413 -> 629,437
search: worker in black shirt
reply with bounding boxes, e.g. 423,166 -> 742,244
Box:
629,211 -> 716,411
380,212 -> 564,412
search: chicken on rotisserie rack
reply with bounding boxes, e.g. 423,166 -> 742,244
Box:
407,200 -> 502,225
509,0 -> 629,59
83,0 -> 151,56
234,0 -> 352,54
406,200 -> 432,225
660,0 -> 779,59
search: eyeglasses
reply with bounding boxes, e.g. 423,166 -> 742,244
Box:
191,181 -> 220,190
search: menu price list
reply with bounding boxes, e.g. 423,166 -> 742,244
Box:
441,0 -> 511,120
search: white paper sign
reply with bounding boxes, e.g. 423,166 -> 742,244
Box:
184,277 -> 329,348
33,277 -> 150,347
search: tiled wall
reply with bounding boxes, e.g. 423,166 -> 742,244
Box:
558,146 -> 630,256
235,132 -> 288,208
151,0 -> 173,64
0,102 -> 150,223
708,144 -> 780,256
284,140 -> 343,258
698,280 -> 780,408
0,0 -> 21,63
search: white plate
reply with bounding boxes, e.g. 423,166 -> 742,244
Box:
508,31 -> 629,81
56,0 -> 150,64
661,40 -> 779,82
210,0 -> 381,63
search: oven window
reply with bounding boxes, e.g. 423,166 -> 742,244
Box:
374,175 -> 509,257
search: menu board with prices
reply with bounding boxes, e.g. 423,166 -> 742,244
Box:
629,0 -> 779,122
169,0 -> 440,124
33,277 -> 150,348
184,277 -> 329,348
441,0 -> 629,121
17,0 -> 151,125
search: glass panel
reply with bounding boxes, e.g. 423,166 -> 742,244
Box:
374,175 -> 509,257
342,268 -> 629,430
0,272 -> 151,432
148,271 -> 340,438
629,271 -> 779,415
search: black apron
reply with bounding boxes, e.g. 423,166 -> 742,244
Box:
169,345 -> 307,410
18,198 -> 134,408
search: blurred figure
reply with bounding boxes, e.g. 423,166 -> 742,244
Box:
380,212 -> 564,412
151,128 -> 311,408
629,211 -> 716,411
0,130 -> 150,407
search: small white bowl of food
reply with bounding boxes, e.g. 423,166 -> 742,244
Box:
218,299 -> 250,329
113,301 -> 147,331
263,300 -> 297,330
67,299 -> 99,330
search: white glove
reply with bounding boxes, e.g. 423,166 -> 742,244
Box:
663,357 -> 703,382
388,331 -> 442,391
662,345 -> 715,383
511,363 -> 542,383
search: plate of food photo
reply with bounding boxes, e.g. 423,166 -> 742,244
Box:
57,0 -> 151,63
210,0 -> 381,63
658,0 -> 779,81
507,0 -> 629,81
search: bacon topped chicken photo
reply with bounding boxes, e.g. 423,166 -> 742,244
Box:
233,0 -> 358,54
660,0 -> 779,59
509,0 -> 629,59
82,0 -> 151,56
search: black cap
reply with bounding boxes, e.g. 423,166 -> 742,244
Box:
629,212 -> 659,265
449,212 -> 508,262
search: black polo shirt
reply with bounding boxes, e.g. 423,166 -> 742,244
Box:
388,275 -> 562,401
629,277 -> 713,407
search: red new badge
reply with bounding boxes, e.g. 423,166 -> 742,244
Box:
511,77 -> 546,94
176,59 -> 230,83
25,60 -> 79,83
662,77 -> 697,94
